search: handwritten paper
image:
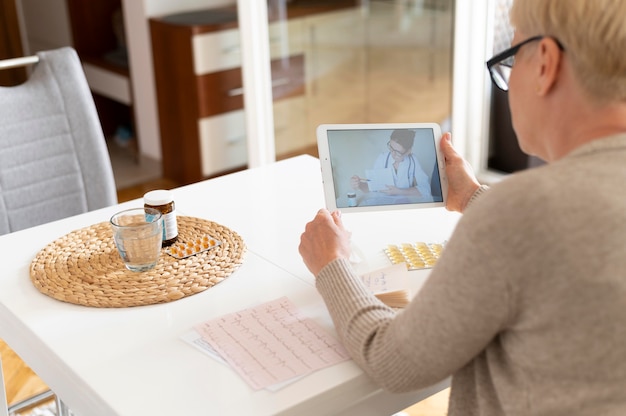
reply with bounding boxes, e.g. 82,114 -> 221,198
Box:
194,297 -> 350,391
360,263 -> 411,308
360,263 -> 409,294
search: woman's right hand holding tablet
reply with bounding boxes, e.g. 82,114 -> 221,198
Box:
440,132 -> 481,213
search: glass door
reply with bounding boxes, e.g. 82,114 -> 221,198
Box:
363,0 -> 453,125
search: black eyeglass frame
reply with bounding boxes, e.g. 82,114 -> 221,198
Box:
486,35 -> 564,91
387,141 -> 410,157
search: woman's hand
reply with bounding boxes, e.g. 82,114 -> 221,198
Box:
299,209 -> 352,276
440,132 -> 481,213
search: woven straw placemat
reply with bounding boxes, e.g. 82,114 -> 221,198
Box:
30,216 -> 246,308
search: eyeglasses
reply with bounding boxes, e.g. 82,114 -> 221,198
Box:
486,35 -> 564,91
387,141 -> 409,157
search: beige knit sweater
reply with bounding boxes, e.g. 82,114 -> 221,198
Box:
315,134 -> 626,415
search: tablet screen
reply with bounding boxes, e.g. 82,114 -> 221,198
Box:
317,123 -> 447,212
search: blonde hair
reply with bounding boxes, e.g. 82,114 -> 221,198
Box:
510,0 -> 626,102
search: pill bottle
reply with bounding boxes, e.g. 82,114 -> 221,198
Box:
144,189 -> 178,246
347,192 -> 357,207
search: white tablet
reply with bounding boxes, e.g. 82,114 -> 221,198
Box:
316,123 -> 447,213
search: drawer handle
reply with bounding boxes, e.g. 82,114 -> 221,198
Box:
228,135 -> 245,144
227,77 -> 291,97
222,45 -> 241,54
227,87 -> 244,97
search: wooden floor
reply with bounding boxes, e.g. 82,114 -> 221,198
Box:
1,339 -> 50,411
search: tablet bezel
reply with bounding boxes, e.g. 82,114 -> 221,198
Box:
316,123 -> 448,213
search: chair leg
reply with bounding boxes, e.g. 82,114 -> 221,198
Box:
1,355 -> 71,415
7,389 -> 55,414
1,355 -> 8,416
55,396 -> 71,416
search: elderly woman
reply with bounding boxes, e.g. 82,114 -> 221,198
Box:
299,0 -> 626,414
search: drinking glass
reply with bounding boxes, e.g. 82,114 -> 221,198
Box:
110,208 -> 163,272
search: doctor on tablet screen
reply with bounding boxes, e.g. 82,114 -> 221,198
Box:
350,129 -> 431,199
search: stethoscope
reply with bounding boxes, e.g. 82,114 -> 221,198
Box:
384,152 -> 417,187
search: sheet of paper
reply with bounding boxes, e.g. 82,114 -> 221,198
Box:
365,167 -> 394,192
181,330 -> 301,391
361,263 -> 409,294
194,296 -> 350,391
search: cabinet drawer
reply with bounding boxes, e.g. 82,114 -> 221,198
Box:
198,110 -> 247,176
199,96 -> 312,176
192,19 -> 305,75
198,97 -> 315,177
197,54 -> 305,118
192,28 -> 241,75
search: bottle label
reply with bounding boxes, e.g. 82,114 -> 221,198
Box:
144,212 -> 160,223
161,211 -> 178,240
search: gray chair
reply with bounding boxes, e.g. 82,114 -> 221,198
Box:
0,46 -> 118,414
0,46 -> 117,235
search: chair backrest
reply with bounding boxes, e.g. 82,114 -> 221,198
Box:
0,47 -> 117,235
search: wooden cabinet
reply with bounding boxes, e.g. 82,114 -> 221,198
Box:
150,2 -> 359,184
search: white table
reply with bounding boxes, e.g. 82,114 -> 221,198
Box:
0,155 -> 459,416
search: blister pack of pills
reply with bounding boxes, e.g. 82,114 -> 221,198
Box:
165,236 -> 221,259
384,242 -> 445,270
